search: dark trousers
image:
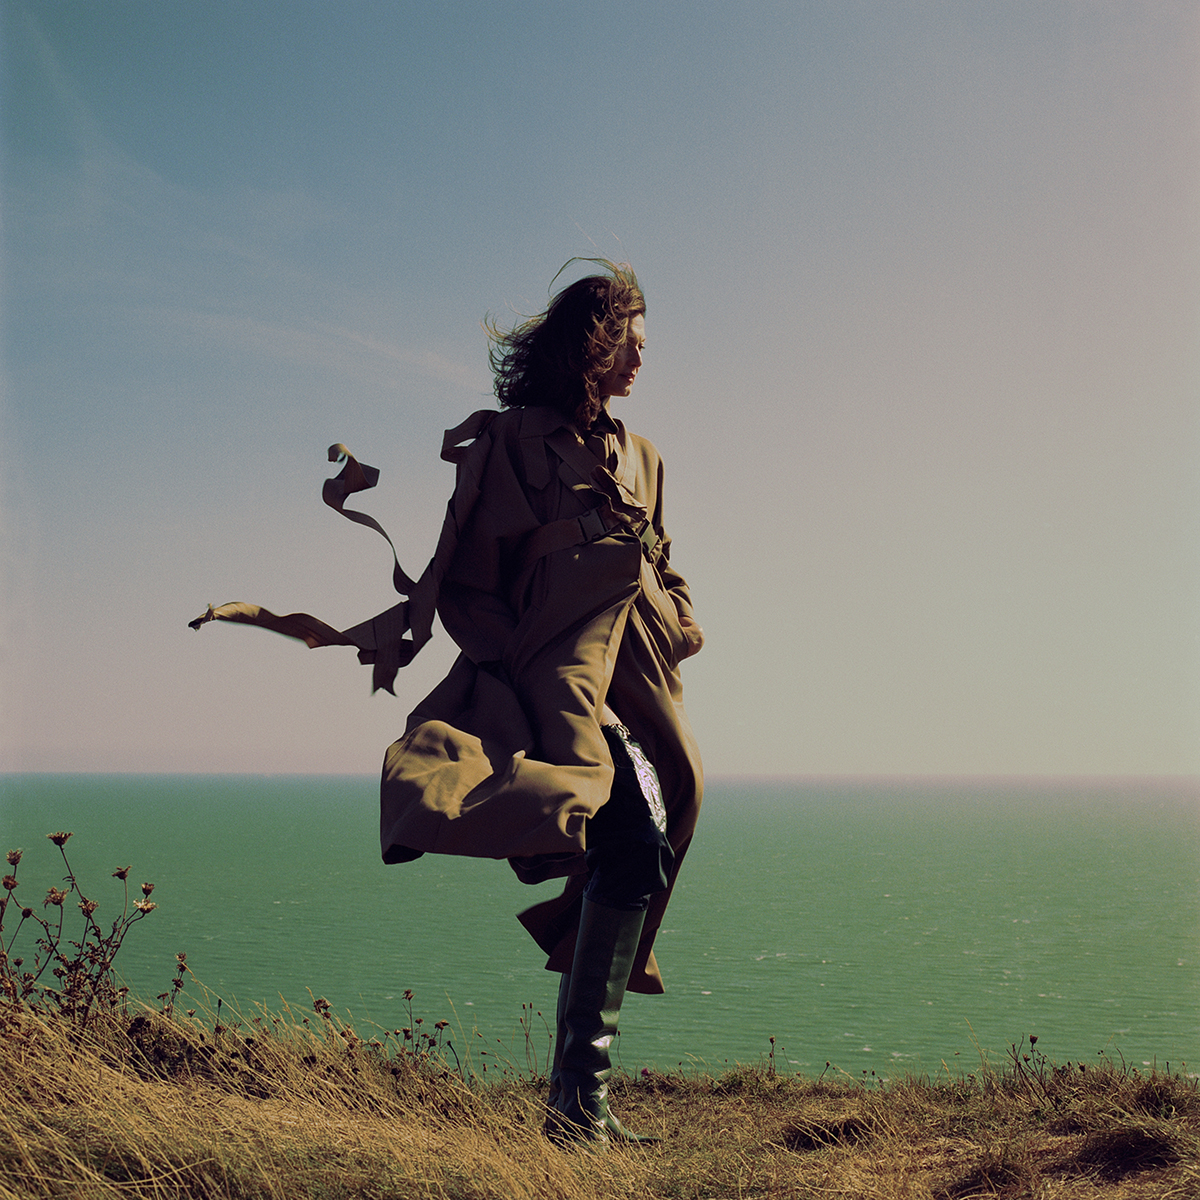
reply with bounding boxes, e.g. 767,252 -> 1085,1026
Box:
582,723 -> 674,912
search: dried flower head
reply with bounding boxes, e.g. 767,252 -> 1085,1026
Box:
2,875 -> 17,892
134,900 -> 157,913
141,882 -> 155,896
44,887 -> 68,907
20,907 -> 32,919
6,849 -> 21,867
78,899 -> 98,917
47,832 -> 72,847
112,866 -> 131,880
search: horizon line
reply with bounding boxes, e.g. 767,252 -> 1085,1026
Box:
3,769 -> 1197,788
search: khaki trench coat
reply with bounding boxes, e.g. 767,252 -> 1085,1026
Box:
379,405 -> 703,994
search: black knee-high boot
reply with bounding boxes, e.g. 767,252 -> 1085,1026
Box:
545,896 -> 658,1145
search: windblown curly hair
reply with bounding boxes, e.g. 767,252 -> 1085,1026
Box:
486,259 -> 645,430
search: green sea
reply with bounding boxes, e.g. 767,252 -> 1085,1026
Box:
1,774 -> 1196,1079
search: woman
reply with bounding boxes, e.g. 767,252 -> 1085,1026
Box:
190,259 -> 703,1143
380,260 -> 704,1143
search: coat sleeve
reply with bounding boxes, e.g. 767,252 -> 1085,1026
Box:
645,447 -> 697,626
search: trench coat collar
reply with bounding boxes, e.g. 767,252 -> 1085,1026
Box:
515,403 -> 623,440
517,405 -> 570,438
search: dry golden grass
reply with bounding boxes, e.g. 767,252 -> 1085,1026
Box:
3,836 -> 1197,1197
2,1005 -> 1197,1200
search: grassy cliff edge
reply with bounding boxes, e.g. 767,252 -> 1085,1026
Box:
3,833 -> 1197,1198
2,1002 -> 1197,1200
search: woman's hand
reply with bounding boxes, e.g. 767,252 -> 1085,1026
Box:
678,614 -> 705,659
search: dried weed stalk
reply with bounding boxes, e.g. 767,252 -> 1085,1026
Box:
1,833 -> 162,1028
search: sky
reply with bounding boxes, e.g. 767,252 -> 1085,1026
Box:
2,0 -> 1197,778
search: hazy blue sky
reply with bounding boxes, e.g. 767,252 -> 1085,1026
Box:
3,0 -> 1197,777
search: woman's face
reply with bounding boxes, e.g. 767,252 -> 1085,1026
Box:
597,313 -> 646,400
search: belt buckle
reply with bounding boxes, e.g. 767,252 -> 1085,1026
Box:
636,519 -> 660,561
577,507 -> 609,542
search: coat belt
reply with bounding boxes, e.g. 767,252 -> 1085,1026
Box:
518,507 -> 661,571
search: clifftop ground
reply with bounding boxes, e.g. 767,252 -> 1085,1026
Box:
3,1004 -> 1196,1200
